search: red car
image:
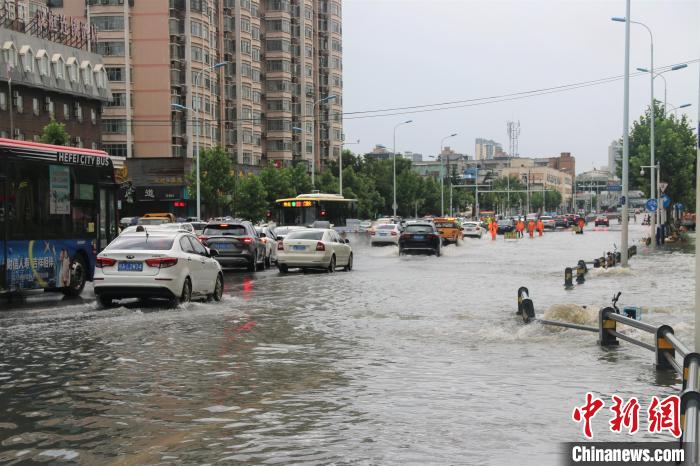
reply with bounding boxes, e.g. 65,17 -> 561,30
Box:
595,215 -> 610,227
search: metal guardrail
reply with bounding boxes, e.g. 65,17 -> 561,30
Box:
516,287 -> 700,463
564,246 -> 637,288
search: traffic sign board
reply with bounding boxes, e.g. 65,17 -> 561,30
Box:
646,198 -> 658,212
661,194 -> 671,209
659,182 -> 668,193
607,184 -> 622,192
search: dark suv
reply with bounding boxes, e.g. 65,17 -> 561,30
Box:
200,220 -> 267,272
399,222 -> 442,256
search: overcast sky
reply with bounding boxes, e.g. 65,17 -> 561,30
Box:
341,0 -> 699,173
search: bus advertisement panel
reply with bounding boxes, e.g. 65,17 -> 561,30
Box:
0,139 -> 118,296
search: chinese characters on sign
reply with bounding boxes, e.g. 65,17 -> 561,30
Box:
572,393 -> 681,439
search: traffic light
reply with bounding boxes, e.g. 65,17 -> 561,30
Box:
173,201 -> 185,208
320,209 -> 327,217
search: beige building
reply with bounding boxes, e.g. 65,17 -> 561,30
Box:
52,0 -> 343,215
501,158 -> 573,207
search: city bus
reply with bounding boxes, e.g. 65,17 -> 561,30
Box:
275,193 -> 358,227
0,138 -> 119,297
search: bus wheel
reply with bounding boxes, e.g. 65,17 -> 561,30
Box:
62,255 -> 87,297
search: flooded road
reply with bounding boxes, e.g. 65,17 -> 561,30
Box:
0,224 -> 694,465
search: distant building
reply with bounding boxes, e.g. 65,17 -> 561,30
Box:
501,159 -> 574,209
365,144 -> 394,161
608,140 -> 621,178
404,151 -> 423,163
475,138 -> 505,160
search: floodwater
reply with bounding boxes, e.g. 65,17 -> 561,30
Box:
0,223 -> 694,465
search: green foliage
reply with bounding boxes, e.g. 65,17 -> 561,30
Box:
618,101 -> 697,210
40,119 -> 70,146
236,175 -> 268,221
185,147 -> 236,218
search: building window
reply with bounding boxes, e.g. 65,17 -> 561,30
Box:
36,51 -> 49,77
53,55 -> 65,80
74,103 -> 83,122
67,59 -> 78,82
0,92 -> 6,111
82,63 -> 93,87
241,39 -> 251,55
91,16 -> 124,31
252,26 -> 260,40
3,43 -> 18,69
32,98 -> 40,116
241,17 -> 251,33
102,119 -> 127,134
252,47 -> 260,61
45,97 -> 54,117
266,60 -> 291,73
103,144 -> 128,157
20,47 -> 34,73
107,92 -> 126,107
266,19 -> 290,32
106,66 -> 124,81
91,109 -> 97,124
265,0 -> 289,11
306,141 -> 313,154
96,41 -> 125,56
63,103 -> 70,119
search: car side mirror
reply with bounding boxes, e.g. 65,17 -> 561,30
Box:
345,239 -> 350,244
209,248 -> 219,257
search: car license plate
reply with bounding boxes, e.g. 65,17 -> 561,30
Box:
214,242 -> 234,250
118,261 -> 143,272
379,232 -> 387,236
413,235 -> 425,241
292,245 -> 306,251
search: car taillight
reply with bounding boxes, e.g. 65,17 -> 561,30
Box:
242,237 -> 254,244
145,257 -> 178,268
391,231 -> 397,236
316,242 -> 325,251
198,235 -> 209,243
277,241 -> 284,251
95,257 -> 116,268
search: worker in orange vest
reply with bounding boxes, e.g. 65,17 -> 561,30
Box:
577,217 -> 585,234
537,218 -> 544,237
527,219 -> 535,238
489,219 -> 498,240
516,219 -> 525,238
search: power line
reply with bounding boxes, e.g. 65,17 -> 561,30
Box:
99,58 -> 698,126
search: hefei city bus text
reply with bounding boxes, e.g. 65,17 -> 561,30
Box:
275,193 -> 358,227
0,138 -> 119,297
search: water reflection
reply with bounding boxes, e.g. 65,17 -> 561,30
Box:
0,225 -> 693,464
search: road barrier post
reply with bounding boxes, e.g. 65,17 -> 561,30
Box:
655,325 -> 676,370
576,264 -> 586,284
593,258 -> 601,268
516,286 -> 535,323
598,307 -> 619,346
564,268 -> 574,289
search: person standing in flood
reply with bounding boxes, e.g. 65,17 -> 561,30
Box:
537,218 -> 544,237
527,219 -> 536,238
489,219 -> 498,240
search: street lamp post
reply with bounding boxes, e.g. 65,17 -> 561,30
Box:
440,133 -> 458,216
637,64 -> 688,115
340,139 -> 360,197
612,6 -> 632,266
667,103 -> 692,114
188,61 -> 228,221
393,120 -> 413,218
312,95 -> 337,188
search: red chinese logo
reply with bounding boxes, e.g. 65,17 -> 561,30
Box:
648,395 -> 681,438
610,395 -> 640,434
572,392 -> 605,439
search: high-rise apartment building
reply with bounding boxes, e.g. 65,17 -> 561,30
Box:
608,140 -> 621,178
52,0 -> 343,215
474,138 -> 504,160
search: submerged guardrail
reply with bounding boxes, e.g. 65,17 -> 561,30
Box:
564,246 -> 637,288
515,286 -> 700,463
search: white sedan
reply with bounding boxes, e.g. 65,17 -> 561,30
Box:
462,221 -> 484,238
277,228 -> 353,273
370,223 -> 400,246
94,230 -> 224,307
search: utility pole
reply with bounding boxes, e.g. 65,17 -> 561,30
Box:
695,22 -> 700,351
619,0 -> 631,267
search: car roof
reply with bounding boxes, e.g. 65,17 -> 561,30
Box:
119,230 -> 188,238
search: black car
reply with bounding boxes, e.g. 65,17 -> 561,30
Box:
554,216 -> 568,228
496,219 -> 514,234
200,220 -> 267,272
398,222 -> 442,256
